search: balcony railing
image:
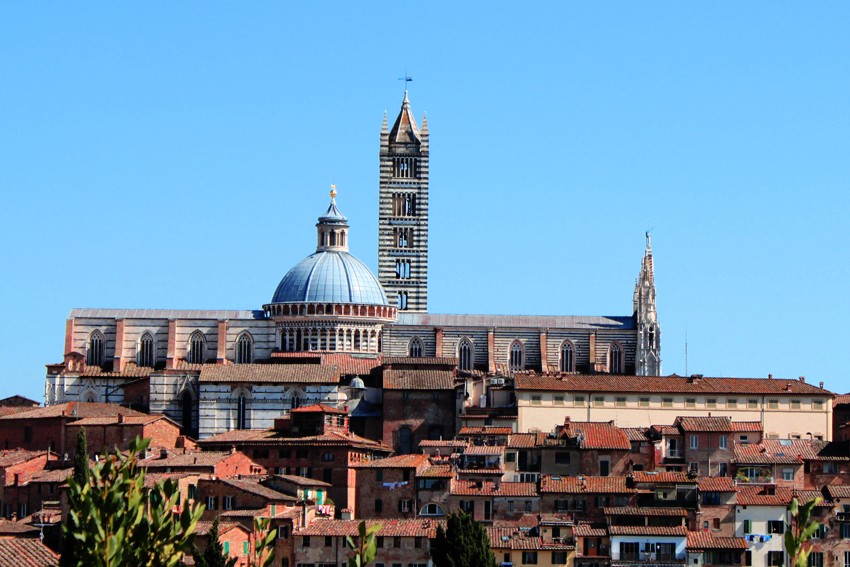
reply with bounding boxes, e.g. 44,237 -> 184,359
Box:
612,552 -> 686,563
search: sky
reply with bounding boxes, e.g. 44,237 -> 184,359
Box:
1,3 -> 849,402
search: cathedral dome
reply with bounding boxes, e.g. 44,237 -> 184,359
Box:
271,251 -> 389,306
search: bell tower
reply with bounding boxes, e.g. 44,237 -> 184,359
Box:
378,90 -> 429,312
634,232 -> 661,375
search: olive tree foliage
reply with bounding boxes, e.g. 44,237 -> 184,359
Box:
247,517 -> 277,567
60,429 -> 90,567
346,521 -> 381,567
63,436 -> 204,567
785,497 -> 824,567
432,513 -> 497,567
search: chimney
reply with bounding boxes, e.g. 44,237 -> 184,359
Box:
819,381 -> 825,389
799,376 -> 806,383
117,414 -> 125,424
160,448 -> 168,459
768,374 -> 773,379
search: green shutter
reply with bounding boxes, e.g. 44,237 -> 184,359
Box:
224,542 -> 230,554
243,541 -> 249,555
270,504 -> 276,516
744,520 -> 751,534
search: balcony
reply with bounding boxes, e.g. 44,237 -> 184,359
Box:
612,552 -> 686,563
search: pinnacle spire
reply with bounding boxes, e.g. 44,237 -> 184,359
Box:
381,112 -> 388,134
389,90 -> 420,145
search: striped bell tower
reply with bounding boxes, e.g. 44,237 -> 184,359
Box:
378,90 -> 429,312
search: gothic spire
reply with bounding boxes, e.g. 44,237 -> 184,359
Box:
389,90 -> 421,145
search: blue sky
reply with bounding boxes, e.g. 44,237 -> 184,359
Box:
1,3 -> 849,402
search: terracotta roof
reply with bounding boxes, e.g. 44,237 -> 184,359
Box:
0,395 -> 39,407
193,429 -> 274,444
27,468 -> 73,485
539,475 -> 635,494
199,429 -> 391,451
199,364 -> 339,384
508,433 -> 547,448
0,402 -> 147,421
687,532 -> 748,551
825,485 -> 850,499
382,356 -> 458,366
608,525 -> 688,536
0,407 -> 38,417
452,480 -> 537,497
622,427 -> 649,442
732,421 -> 764,432
290,404 -> 346,414
514,374 -> 833,396
0,538 -> 59,566
0,519 -> 39,535
563,421 -> 631,450
736,486 -> 794,506
140,450 -> 239,469
270,352 -> 383,375
298,519 -> 439,537
79,362 -> 153,378
417,465 -> 453,478
793,490 -> 830,507
650,424 -> 681,436
383,369 -> 455,390
419,440 -> 468,449
194,521 -> 248,537
353,454 -> 430,468
632,471 -> 696,484
0,450 -> 46,468
141,472 -> 195,489
833,394 -> 850,406
463,446 -> 504,455
69,414 -> 166,426
675,416 -> 733,432
220,478 -> 296,502
604,507 -> 687,517
459,426 -> 513,435
573,525 -> 608,537
697,477 -> 736,492
272,474 -> 332,487
733,439 -> 825,465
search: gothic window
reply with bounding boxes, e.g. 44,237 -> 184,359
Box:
395,259 -> 411,279
458,338 -> 473,372
235,332 -> 253,364
509,340 -> 524,372
393,157 -> 417,179
609,342 -> 623,374
559,340 -> 575,372
87,331 -> 105,367
409,337 -> 424,358
180,390 -> 194,433
398,291 -> 408,310
290,392 -> 303,410
188,331 -> 206,364
236,395 -> 248,430
648,326 -> 656,349
391,193 -> 417,217
138,332 -> 156,368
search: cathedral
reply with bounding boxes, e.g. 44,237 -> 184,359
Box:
45,90 -> 663,439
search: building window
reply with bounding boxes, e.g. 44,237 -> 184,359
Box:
374,499 -> 383,514
397,291 -> 408,310
768,399 -> 779,409
706,398 -> 717,408
639,397 -> 650,407
767,552 -> 785,567
574,395 -> 586,406
458,338 -> 473,371
686,398 -> 696,408
845,552 -> 850,567
594,396 -> 605,407
87,330 -> 105,367
554,395 -> 565,405
138,332 -> 156,368
662,397 -> 673,408
813,400 -> 825,410
235,332 -> 253,364
608,343 -> 623,374
616,397 -> 627,407
842,524 -> 850,539
522,551 -> 538,565
748,399 -> 759,409
690,435 -> 698,449
236,395 -> 248,430
552,552 -> 568,565
809,553 -> 823,567
509,340 -> 524,372
718,435 -> 727,449
782,468 -> 794,481
559,341 -> 575,372
395,259 -> 412,279
727,398 -> 738,408
791,399 -> 801,410
531,395 -> 542,406
419,503 -> 445,516
408,337 -> 423,358
188,331 -> 206,364
555,452 -> 570,464
689,462 -> 699,474
767,521 -> 785,535
398,427 -> 413,454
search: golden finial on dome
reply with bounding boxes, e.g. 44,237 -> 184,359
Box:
330,184 -> 337,200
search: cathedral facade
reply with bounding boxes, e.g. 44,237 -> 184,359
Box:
44,91 -> 662,438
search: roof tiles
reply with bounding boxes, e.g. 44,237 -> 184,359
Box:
383,369 -> 455,390
199,364 -> 339,384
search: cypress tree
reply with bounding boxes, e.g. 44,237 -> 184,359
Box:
432,512 -> 496,567
192,517 -> 237,567
59,428 -> 89,567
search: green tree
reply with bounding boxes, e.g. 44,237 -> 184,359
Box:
191,517 -> 237,567
346,521 -> 381,567
63,436 -> 204,567
60,428 -> 90,567
785,497 -> 823,567
432,512 -> 496,567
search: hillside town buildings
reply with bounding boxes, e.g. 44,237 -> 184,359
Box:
0,89 -> 838,565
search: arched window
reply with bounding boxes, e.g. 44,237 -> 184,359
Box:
409,337 -> 424,358
398,426 -> 413,454
509,340 -> 524,372
648,326 -> 656,349
188,331 -> 206,364
138,332 -> 156,368
458,338 -> 473,372
87,331 -> 105,367
609,342 -> 623,374
82,389 -> 98,403
418,503 -> 445,517
398,291 -> 408,310
290,392 -> 303,410
559,340 -> 574,373
236,395 -> 248,430
236,332 -> 253,364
